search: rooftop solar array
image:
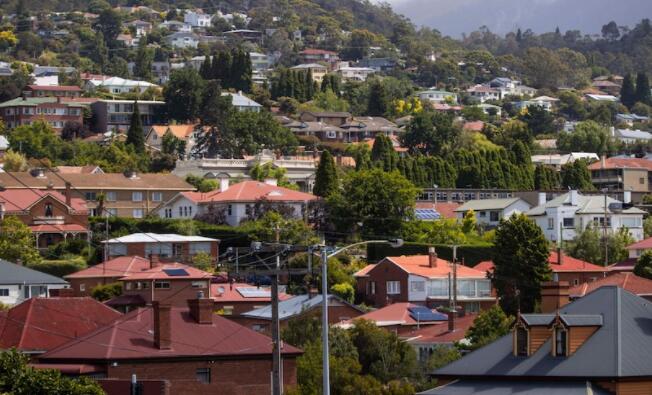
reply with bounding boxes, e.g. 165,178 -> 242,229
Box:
237,287 -> 271,298
162,268 -> 189,277
408,306 -> 448,322
415,209 -> 441,221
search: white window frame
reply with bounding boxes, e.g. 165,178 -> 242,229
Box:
132,192 -> 143,202
132,208 -> 144,218
386,281 -> 401,295
152,192 -> 163,202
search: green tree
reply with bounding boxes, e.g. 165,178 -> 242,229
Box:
557,121 -> 614,155
94,7 -> 122,47
329,169 -> 419,237
462,105 -> 487,121
519,105 -> 555,136
565,224 -> 603,265
192,251 -> 213,271
367,79 -> 389,116
425,345 -> 461,371
645,216 -> 652,238
0,216 -> 41,264
534,165 -> 560,190
161,130 -> 186,159
635,72 -> 651,106
164,67 -> 205,123
199,80 -> 231,127
185,175 -> 218,192
464,305 -> 515,350
560,160 -> 594,190
89,32 -> 109,73
461,209 -> 477,235
126,102 -> 144,153
341,29 -> 377,60
634,250 -> 652,279
491,214 -> 551,315
402,111 -> 459,156
621,74 -> 637,109
371,134 -> 398,171
91,282 -> 122,301
331,282 -> 355,303
2,150 -> 28,171
133,38 -> 154,81
313,150 -> 338,198
558,91 -> 587,120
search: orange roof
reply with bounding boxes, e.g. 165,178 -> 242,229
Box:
404,313 -> 477,344
211,282 -> 292,302
149,124 -> 196,140
415,202 -> 461,219
182,181 -> 317,204
0,188 -> 87,213
588,157 -> 652,171
569,272 -> 652,298
627,237 -> 652,250
385,256 -> 487,278
474,251 -> 607,274
353,264 -> 375,277
65,256 -> 152,279
121,262 -> 212,281
463,121 -> 485,131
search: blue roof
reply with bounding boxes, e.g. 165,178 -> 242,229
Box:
408,306 -> 448,322
415,208 -> 441,221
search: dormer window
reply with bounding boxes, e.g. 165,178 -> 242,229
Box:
516,327 -> 528,356
44,203 -> 53,217
555,327 -> 568,356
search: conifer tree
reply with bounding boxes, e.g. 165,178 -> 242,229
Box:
313,150 -> 338,197
367,79 -> 389,116
635,72 -> 651,106
126,102 -> 144,153
621,74 -> 637,108
200,54 -> 213,79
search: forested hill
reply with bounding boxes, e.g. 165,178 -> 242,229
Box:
0,0 -> 412,39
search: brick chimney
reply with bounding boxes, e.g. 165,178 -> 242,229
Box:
428,246 -> 437,268
557,248 -> 563,266
149,254 -> 160,268
540,281 -> 569,314
64,182 -> 72,207
188,292 -> 213,324
447,310 -> 456,332
152,301 -> 172,349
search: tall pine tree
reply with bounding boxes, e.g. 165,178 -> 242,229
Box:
126,102 -> 144,153
621,74 -> 637,108
635,72 -> 651,106
367,79 -> 389,116
313,150 -> 338,197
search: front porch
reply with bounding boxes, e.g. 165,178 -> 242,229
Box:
30,224 -> 92,250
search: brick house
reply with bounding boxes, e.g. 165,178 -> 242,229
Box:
299,111 -> 351,126
0,297 -> 121,357
0,170 -> 194,218
64,256 -> 151,296
0,96 -> 85,132
234,293 -> 364,336
37,298 -> 301,395
103,233 -> 219,264
211,282 -> 291,317
23,85 -> 82,98
104,258 -> 213,311
0,188 -> 90,250
355,249 -> 496,313
569,272 -> 652,302
475,250 -> 608,288
90,99 -> 164,133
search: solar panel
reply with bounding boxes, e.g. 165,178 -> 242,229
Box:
162,268 -> 189,277
415,209 -> 441,221
408,306 -> 448,322
237,287 -> 271,298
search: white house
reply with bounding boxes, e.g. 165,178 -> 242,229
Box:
164,32 -> 199,48
336,66 -> 375,82
611,127 -> 652,144
416,89 -> 458,104
223,91 -> 262,112
184,11 -> 213,28
454,198 -> 532,227
530,152 -> 599,170
249,52 -> 271,71
159,20 -> 192,33
85,76 -> 160,94
156,180 -> 317,226
0,259 -> 68,305
526,191 -> 645,243
466,85 -> 500,103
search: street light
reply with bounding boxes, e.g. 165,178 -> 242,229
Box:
317,238 -> 403,395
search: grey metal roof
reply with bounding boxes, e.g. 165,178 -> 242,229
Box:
241,294 -> 361,320
0,259 -> 67,285
420,380 -> 612,395
454,198 -> 525,212
560,314 -> 603,327
526,192 -> 646,216
434,286 -> 652,378
520,314 -> 555,326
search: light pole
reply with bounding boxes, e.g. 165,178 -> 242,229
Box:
317,238 -> 403,395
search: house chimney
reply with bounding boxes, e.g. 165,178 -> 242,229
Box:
601,155 -> 606,169
308,287 -> 319,299
540,281 -> 569,314
188,292 -> 213,324
152,301 -> 172,349
538,192 -> 546,206
623,190 -> 631,204
557,248 -> 563,266
149,254 -> 160,268
264,178 -> 278,186
447,310 -> 456,332
428,246 -> 437,268
569,190 -> 578,206
64,182 -> 72,207
219,178 -> 229,192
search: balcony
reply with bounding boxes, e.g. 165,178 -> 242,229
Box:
32,216 -> 65,225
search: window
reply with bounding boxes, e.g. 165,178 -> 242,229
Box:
386,281 -> 401,295
44,203 -> 53,217
106,208 -> 118,217
593,217 -> 611,227
466,302 -> 480,313
164,208 -> 172,218
563,218 -> 574,228
85,192 -> 97,200
227,204 -> 232,216
640,178 -> 645,185
0,289 -> 9,297
192,281 -> 206,288
367,281 -> 376,295
555,328 -> 567,356
489,211 -> 500,222
132,192 -> 143,202
222,306 -> 234,315
516,327 -> 528,356
410,281 -> 425,292
79,284 -> 85,292
105,191 -> 117,201
154,281 -> 170,289
196,368 -> 211,384
547,217 -> 554,230
479,211 -> 486,217
133,209 -> 144,218
152,192 -> 163,202
179,206 -> 183,216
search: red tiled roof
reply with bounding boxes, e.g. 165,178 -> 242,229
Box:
0,297 -> 121,352
65,256 -> 151,279
474,251 -> 607,274
0,188 -> 87,212
463,121 -> 485,131
39,306 -> 302,360
403,313 -> 477,344
386,256 -> 487,278
149,124 -> 197,139
120,263 -> 213,281
569,272 -> 652,298
415,202 -> 462,219
588,157 -> 652,171
26,85 -> 82,92
211,283 -> 291,303
30,224 -> 88,233
627,237 -> 652,250
341,303 -> 442,327
182,181 -> 317,204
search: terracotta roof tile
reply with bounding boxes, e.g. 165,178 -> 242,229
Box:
0,188 -> 87,212
182,181 -> 317,203
588,157 -> 652,171
0,172 -> 192,191
474,251 -> 607,274
385,256 -> 487,278
65,256 -> 151,279
404,313 -> 477,344
627,237 -> 652,250
341,303 -> 444,327
210,283 -> 292,302
120,262 -> 213,281
569,272 -> 652,297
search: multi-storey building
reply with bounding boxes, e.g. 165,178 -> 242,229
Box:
90,99 -> 165,133
23,85 -> 82,98
0,97 -> 85,131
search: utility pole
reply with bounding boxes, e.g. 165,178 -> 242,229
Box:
271,228 -> 282,395
452,245 -> 457,310
603,189 -> 609,266
321,247 -> 330,395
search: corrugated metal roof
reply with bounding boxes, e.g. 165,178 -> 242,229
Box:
242,294 -> 361,320
455,198 -> 525,212
103,233 -> 217,244
520,314 -> 555,326
420,380 -> 612,394
0,259 -> 67,285
560,314 -> 603,327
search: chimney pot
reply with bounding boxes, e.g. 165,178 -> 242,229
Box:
569,190 -> 579,206
447,310 -> 456,332
538,192 -> 546,206
152,301 -> 172,349
149,254 -> 160,268
428,246 -> 437,268
188,297 -> 213,324
540,281 -> 570,314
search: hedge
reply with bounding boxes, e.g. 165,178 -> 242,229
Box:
27,257 -> 87,278
366,242 -> 494,267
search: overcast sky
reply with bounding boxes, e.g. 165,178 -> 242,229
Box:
386,0 -> 652,37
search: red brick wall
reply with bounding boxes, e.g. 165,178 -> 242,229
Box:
107,357 -> 297,395
356,260 -> 409,307
556,272 -> 606,287
68,277 -> 121,296
122,279 -> 210,307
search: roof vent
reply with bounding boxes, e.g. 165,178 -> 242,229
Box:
30,168 -> 46,178
124,170 -> 139,179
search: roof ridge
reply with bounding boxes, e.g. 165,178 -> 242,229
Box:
17,299 -> 34,349
615,287 -> 622,377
